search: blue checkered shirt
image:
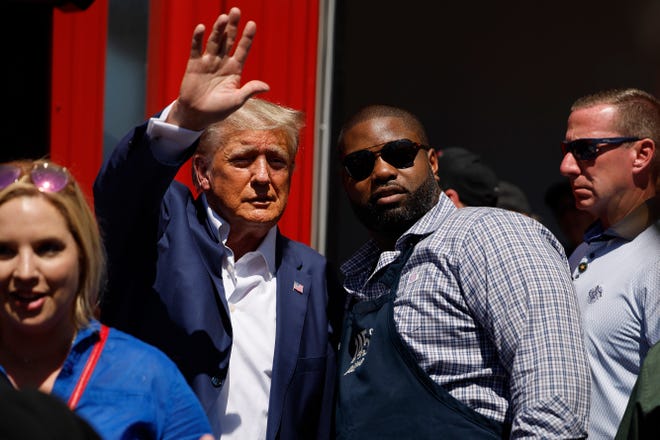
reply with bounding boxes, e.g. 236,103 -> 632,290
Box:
341,194 -> 590,438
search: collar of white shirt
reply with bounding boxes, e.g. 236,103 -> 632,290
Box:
202,193 -> 277,275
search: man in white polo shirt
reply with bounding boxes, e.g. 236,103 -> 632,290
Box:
560,88 -> 660,439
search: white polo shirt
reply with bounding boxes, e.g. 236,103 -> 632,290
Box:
568,198 -> 660,440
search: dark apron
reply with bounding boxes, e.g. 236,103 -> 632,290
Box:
335,241 -> 508,439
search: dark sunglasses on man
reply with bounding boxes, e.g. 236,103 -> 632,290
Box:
560,137 -> 640,161
342,138 -> 430,181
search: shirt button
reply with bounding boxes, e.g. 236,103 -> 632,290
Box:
210,375 -> 224,388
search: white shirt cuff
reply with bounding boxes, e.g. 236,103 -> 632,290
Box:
146,102 -> 204,163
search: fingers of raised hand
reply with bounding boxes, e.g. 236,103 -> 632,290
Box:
205,7 -> 240,58
222,7 -> 240,57
232,20 -> 257,65
189,24 -> 206,58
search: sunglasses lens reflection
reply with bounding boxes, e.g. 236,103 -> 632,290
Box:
31,165 -> 69,192
0,166 -> 21,190
0,163 -> 69,193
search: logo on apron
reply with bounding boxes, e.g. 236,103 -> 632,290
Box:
344,327 -> 374,375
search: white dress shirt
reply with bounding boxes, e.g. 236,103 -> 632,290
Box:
206,197 -> 277,440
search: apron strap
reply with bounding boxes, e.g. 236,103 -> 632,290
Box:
375,235 -> 423,291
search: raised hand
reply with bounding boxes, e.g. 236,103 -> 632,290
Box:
167,7 -> 270,131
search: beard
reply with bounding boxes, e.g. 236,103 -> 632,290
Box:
350,170 -> 441,238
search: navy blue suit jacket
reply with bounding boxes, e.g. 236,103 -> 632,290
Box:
93,123 -> 343,439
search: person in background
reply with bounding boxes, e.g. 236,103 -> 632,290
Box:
334,104 -> 590,438
615,340 -> 660,439
496,180 -> 537,217
0,159 -> 212,439
544,180 -> 596,255
94,8 -> 343,439
436,146 -> 499,207
559,87 -> 660,439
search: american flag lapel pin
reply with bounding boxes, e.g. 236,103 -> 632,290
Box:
293,281 -> 304,294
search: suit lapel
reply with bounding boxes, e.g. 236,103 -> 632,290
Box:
267,234 -> 311,437
187,196 -> 230,320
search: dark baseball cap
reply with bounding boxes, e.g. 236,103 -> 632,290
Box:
497,180 -> 532,215
436,147 -> 499,207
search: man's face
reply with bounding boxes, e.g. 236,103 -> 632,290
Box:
340,116 -> 440,237
560,104 -> 638,222
197,129 -> 294,235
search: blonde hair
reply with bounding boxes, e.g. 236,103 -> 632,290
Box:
0,160 -> 105,329
193,98 -> 305,191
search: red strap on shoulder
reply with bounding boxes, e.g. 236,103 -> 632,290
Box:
67,324 -> 109,410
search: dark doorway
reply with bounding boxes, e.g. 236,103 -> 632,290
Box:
326,0 -> 660,264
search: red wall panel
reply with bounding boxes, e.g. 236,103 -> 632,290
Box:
50,0 -> 108,205
49,0 -> 318,244
146,0 -> 319,244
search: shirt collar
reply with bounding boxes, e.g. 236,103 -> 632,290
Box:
253,226 -> 277,275
202,194 -> 230,244
202,194 -> 277,274
584,196 -> 660,243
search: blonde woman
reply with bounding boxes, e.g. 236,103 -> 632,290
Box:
0,160 -> 212,440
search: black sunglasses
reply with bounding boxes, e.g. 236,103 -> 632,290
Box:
342,139 -> 429,181
560,137 -> 640,161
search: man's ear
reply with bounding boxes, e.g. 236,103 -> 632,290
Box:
632,138 -> 656,172
444,189 -> 465,208
428,148 -> 439,175
192,154 -> 210,190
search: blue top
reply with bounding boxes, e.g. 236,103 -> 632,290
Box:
1,320 -> 212,440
